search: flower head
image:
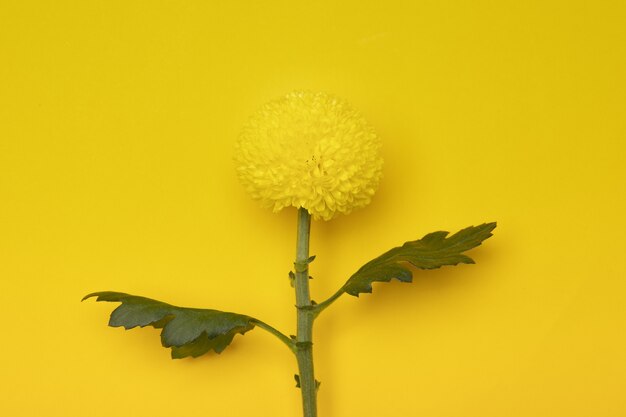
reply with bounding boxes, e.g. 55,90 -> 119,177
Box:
234,91 -> 383,221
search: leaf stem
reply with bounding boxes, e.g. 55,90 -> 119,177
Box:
252,319 -> 296,353
312,289 -> 344,316
294,208 -> 317,417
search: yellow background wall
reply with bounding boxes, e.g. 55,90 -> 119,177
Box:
1,1 -> 625,416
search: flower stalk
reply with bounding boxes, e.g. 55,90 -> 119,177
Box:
294,207 -> 317,417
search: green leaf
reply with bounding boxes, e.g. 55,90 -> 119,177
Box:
340,222 -> 496,297
82,291 -> 256,359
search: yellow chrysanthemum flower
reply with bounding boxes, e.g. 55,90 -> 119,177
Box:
234,91 -> 383,221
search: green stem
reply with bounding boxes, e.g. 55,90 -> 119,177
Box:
252,319 -> 296,353
313,288 -> 344,316
294,208 -> 317,417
